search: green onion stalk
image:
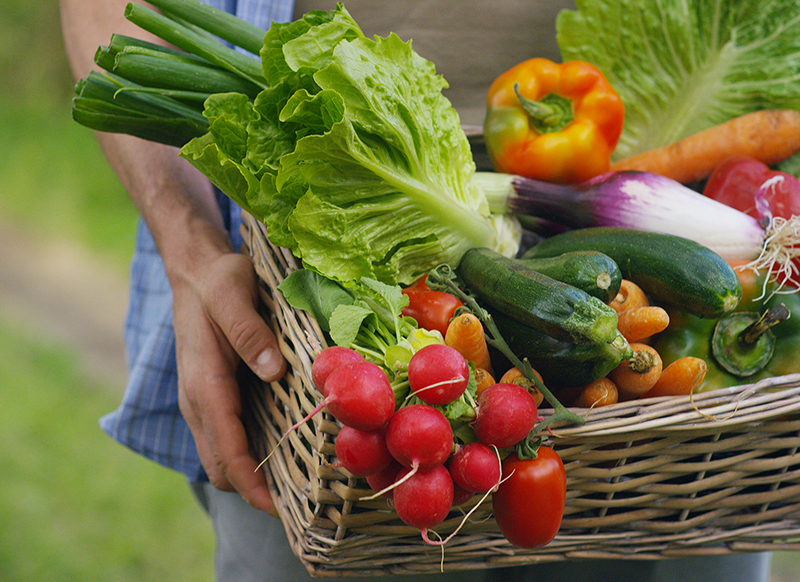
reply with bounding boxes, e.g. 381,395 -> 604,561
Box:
71,0 -> 267,147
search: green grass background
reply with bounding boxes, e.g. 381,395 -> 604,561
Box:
0,1 -> 214,581
0,1 -> 799,581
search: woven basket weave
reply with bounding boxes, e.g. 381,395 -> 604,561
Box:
240,212 -> 800,578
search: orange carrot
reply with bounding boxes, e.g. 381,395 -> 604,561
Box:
445,312 -> 493,374
616,305 -> 671,343
728,258 -> 765,309
640,357 -> 708,399
474,367 -> 496,396
609,343 -> 663,400
610,109 -> 800,184
499,366 -> 544,406
572,377 -> 618,408
609,279 -> 649,313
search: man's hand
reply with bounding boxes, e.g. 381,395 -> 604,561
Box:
173,250 -> 285,515
60,0 -> 286,515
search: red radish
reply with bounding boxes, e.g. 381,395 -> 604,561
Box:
366,460 -> 403,499
407,344 -> 470,405
311,346 -> 365,394
473,383 -> 538,449
393,464 -> 454,540
385,404 -> 454,472
334,425 -> 393,477
264,361 -> 396,466
322,361 -> 396,430
704,156 -> 800,288
448,442 -> 502,493
451,482 -> 474,506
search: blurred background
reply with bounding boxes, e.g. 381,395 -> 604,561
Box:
0,1 -> 214,580
0,2 -> 798,581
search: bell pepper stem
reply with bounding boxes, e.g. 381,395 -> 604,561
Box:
739,304 -> 790,348
514,84 -> 574,133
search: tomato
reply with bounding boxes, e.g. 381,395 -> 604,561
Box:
401,287 -> 462,336
704,156 -> 800,288
491,445 -> 566,549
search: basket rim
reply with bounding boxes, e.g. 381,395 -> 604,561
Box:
548,374 -> 800,437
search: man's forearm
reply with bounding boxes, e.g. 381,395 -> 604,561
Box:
59,0 -> 231,278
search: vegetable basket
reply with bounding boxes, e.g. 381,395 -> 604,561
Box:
240,212 -> 800,578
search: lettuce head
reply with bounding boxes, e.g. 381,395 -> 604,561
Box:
180,5 -> 519,287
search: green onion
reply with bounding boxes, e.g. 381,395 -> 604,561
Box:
144,0 -> 268,56
123,2 -> 267,89
102,50 -> 262,98
72,72 -> 209,147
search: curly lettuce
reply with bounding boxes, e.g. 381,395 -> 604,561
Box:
556,0 -> 800,160
181,5 -> 518,286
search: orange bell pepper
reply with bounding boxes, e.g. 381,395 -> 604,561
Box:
483,58 -> 624,184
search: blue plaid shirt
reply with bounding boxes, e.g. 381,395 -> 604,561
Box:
99,0 -> 296,482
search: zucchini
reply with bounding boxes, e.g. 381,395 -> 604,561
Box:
524,227 -> 742,319
492,310 -> 632,389
457,247 -> 619,345
519,250 -> 622,303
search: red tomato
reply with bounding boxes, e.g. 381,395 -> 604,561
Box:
492,446 -> 566,549
401,287 -> 463,336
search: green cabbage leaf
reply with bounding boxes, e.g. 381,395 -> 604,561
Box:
556,0 -> 800,160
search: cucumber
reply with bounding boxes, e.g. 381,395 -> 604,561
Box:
492,310 -> 632,389
524,227 -> 742,319
457,247 -> 619,345
519,250 -> 622,303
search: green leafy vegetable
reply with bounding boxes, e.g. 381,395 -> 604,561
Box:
278,269 -> 478,420
556,0 -> 800,160
181,5 -> 519,287
71,0 -> 520,288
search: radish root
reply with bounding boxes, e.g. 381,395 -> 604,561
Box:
747,214 -> 800,293
255,400 -> 326,472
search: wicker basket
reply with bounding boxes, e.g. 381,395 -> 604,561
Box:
240,212 -> 800,578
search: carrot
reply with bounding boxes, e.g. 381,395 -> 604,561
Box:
640,356 -> 708,399
474,367 -> 496,396
610,109 -> 800,184
609,279 -> 649,313
445,312 -> 493,374
609,343 -> 663,400
499,366 -> 544,406
571,377 -> 618,408
616,305 -> 670,343
728,258 -> 765,308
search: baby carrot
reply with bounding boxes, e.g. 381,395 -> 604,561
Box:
640,356 -> 708,399
616,305 -> 671,343
609,343 -> 663,400
572,377 -> 619,408
610,109 -> 800,184
609,279 -> 650,313
445,312 -> 493,374
499,366 -> 544,406
474,367 -> 496,396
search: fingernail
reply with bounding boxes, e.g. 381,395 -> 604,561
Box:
255,348 -> 282,381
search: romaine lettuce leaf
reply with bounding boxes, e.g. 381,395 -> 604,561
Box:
556,0 -> 800,160
180,4 -> 518,287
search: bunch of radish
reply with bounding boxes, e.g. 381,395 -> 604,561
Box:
311,342 -> 541,544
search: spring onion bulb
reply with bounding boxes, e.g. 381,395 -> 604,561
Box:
479,170 -> 800,280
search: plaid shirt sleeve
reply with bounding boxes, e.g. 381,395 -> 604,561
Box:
99,0 -> 295,481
